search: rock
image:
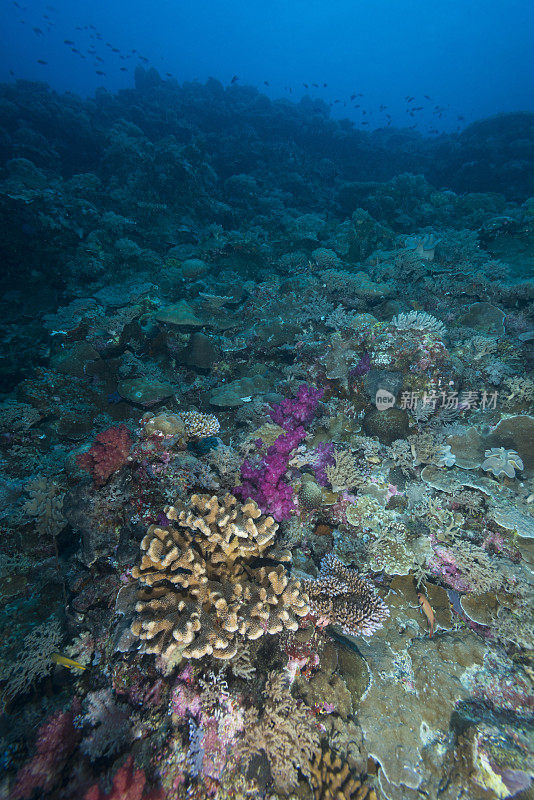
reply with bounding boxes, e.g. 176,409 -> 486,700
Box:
460,302 -> 506,335
118,377 -> 174,406
155,300 -> 204,327
209,375 -> 270,407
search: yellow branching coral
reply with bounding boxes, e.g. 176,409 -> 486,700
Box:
131,494 -> 309,663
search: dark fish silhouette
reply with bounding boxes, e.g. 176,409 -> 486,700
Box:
33,26 -> 43,35
120,67 -> 128,71
405,95 -> 415,102
303,83 -> 309,88
37,59 -> 48,64
264,80 -> 269,86
64,39 -> 74,44
111,47 -> 119,53
312,82 -> 318,87
95,70 -> 106,75
230,75 -> 239,84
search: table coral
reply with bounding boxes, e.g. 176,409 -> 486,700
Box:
131,493 -> 309,663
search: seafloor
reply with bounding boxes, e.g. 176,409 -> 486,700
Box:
0,73 -> 533,800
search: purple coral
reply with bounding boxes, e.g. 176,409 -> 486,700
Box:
268,384 -> 324,431
235,385 -> 324,521
309,442 -> 335,486
236,426 -> 306,521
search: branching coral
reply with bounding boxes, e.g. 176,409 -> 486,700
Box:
303,554 -> 389,636
237,670 -> 321,794
131,494 -> 309,663
326,449 -> 362,493
1,619 -> 63,701
391,310 -> 446,335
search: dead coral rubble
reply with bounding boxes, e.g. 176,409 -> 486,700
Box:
131,493 -> 309,662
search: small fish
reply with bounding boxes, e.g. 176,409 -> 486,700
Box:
37,59 -> 48,64
51,652 -> 86,670
303,83 -> 309,88
33,26 -> 43,35
64,39 -> 74,44
263,80 -> 269,86
95,70 -> 106,75
230,74 -> 239,84
417,592 -> 435,637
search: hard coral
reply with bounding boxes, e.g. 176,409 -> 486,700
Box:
303,554 -> 389,637
84,755 -> 163,800
310,746 -> 377,800
76,424 -> 132,486
131,493 -> 309,663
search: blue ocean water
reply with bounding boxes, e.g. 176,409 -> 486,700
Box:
0,2 -> 533,799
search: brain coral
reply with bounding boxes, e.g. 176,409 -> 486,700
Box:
131,494 -> 309,663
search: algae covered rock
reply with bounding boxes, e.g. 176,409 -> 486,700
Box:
118,377 -> 174,406
155,300 -> 204,327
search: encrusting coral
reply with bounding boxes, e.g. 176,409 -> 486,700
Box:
303,554 -> 389,636
310,746 -> 377,800
131,493 -> 309,663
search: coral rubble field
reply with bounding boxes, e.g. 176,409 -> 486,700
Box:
0,73 -> 533,800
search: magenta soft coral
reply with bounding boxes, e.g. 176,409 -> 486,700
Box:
84,755 -> 163,800
12,710 -> 80,800
76,425 -> 133,487
235,385 -> 323,521
268,384 -> 324,431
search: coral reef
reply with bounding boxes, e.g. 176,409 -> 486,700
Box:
131,494 -> 309,662
303,554 -> 389,636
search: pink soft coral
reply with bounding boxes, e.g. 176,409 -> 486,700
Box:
84,755 -> 163,800
12,710 -> 80,800
76,425 -> 132,487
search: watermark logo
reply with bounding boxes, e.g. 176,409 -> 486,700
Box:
399,390 -> 498,411
375,388 -> 396,411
